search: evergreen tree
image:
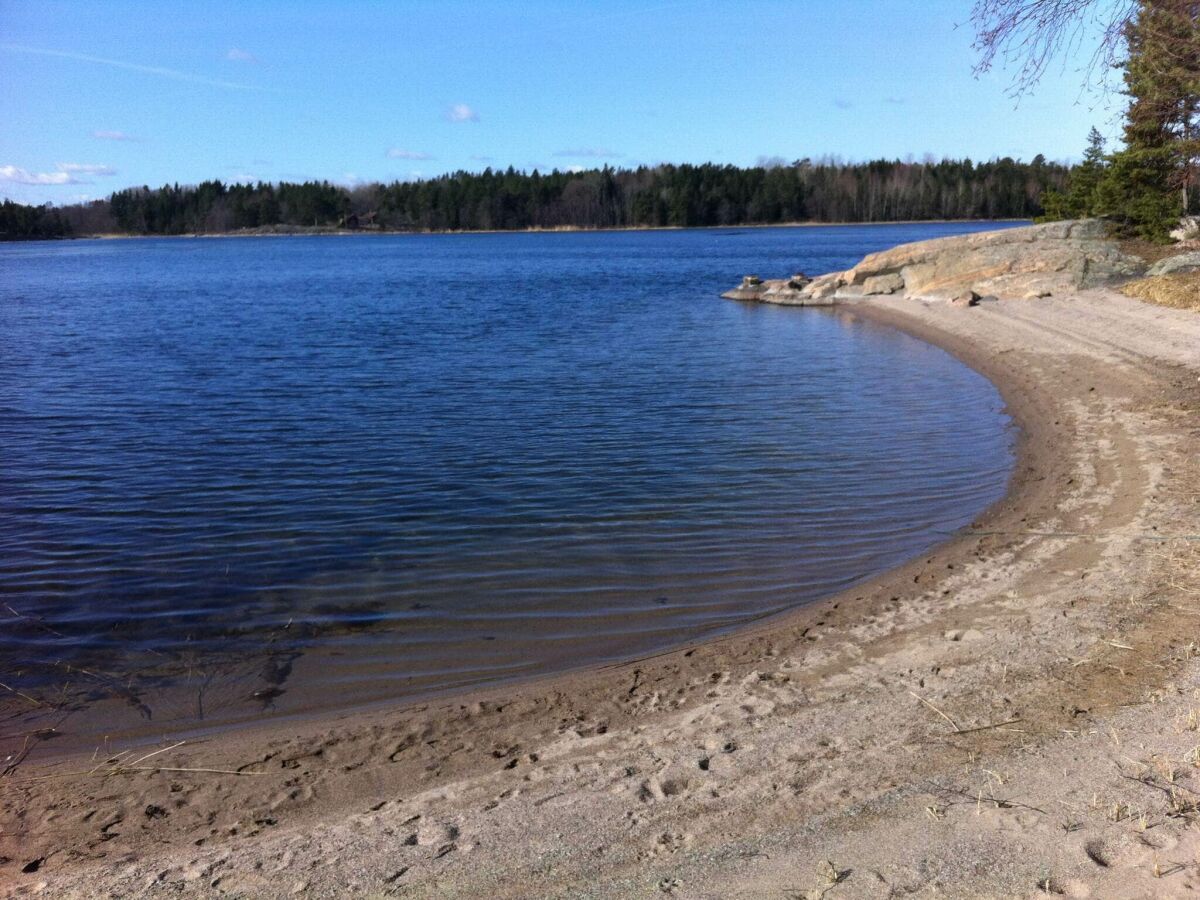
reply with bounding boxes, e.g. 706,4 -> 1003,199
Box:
1040,127 -> 1109,219
0,200 -> 70,240
1099,0 -> 1200,238
1095,146 -> 1181,238
1070,127 -> 1109,214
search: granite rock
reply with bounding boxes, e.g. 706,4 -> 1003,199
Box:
722,220 -> 1146,307
1147,251 -> 1200,276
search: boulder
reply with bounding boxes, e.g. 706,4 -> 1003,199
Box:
861,272 -> 904,295
950,289 -> 980,307
801,272 -> 846,301
721,275 -> 767,301
1147,251 -> 1200,276
763,278 -> 832,306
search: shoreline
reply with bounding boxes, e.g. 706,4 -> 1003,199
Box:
12,218 -> 1031,243
5,287 -> 1199,897
0,303 -> 1025,762
0,287 -> 1022,762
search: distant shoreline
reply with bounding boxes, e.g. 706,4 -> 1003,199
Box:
50,218 -> 1032,242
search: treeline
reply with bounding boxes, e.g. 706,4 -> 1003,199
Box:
1,157 -> 1071,241
0,200 -> 71,240
373,158 -> 1066,230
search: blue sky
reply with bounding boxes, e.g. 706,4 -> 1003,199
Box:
1,0 -> 1123,205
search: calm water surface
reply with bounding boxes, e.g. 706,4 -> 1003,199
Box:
0,223 -> 1019,743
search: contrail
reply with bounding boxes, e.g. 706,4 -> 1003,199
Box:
0,43 -> 270,92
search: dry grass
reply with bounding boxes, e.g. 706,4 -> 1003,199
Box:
1120,273 -> 1200,311
8,739 -> 269,783
1118,239 -> 1191,265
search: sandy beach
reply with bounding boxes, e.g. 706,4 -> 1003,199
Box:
4,286 -> 1200,898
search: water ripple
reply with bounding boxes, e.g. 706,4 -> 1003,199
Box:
0,223 -> 1017,737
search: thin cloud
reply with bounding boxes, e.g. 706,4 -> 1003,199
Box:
833,98 -> 853,110
386,148 -> 433,160
57,163 -> 117,176
469,154 -> 493,162
884,96 -> 906,105
553,148 -> 621,158
92,129 -> 142,142
0,43 -> 268,91
1,165 -> 83,185
226,47 -> 257,63
446,103 -> 479,123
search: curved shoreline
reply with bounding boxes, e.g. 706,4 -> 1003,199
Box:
0,296 -> 1017,759
5,288 -> 1199,898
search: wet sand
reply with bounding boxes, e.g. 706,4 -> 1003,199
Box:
4,287 -> 1200,899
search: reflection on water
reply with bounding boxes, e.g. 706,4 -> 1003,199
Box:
0,223 -> 1020,750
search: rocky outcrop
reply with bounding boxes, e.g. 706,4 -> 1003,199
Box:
1147,251 -> 1200,276
720,274 -> 833,306
723,220 -> 1147,306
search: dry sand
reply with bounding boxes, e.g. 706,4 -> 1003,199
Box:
4,287 -> 1200,899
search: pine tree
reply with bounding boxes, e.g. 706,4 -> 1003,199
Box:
1069,127 -> 1109,214
1099,0 -> 1200,238
1042,126 -> 1110,220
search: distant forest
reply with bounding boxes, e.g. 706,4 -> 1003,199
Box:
1,157 -> 1070,240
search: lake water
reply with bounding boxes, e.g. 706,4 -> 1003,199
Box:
0,223 -> 1019,745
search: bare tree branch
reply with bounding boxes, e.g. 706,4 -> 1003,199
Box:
970,0 -> 1140,95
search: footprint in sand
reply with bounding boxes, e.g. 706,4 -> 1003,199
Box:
1084,840 -> 1112,868
415,821 -> 459,847
177,850 -> 229,883
269,783 -> 314,811
482,787 -> 520,811
638,775 -> 691,803
648,831 -> 694,857
388,727 -> 435,762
